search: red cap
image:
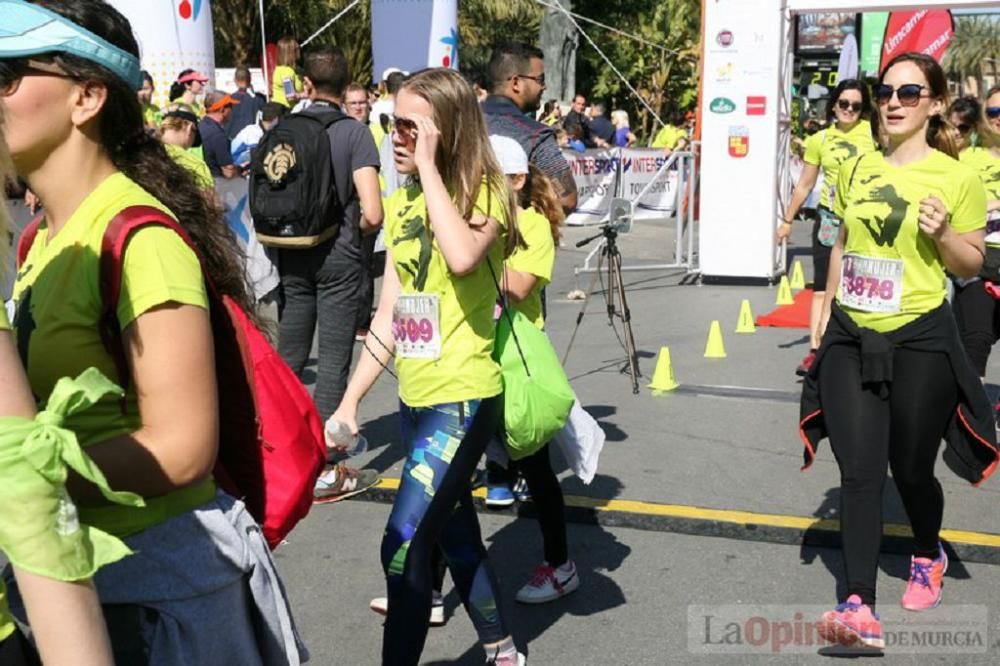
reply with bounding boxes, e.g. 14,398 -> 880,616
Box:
177,70 -> 209,84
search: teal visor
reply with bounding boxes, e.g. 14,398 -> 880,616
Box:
0,0 -> 142,90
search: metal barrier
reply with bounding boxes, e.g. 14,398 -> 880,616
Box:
576,145 -> 700,277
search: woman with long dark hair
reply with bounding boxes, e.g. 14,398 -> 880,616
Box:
779,79 -> 877,376
330,68 -> 525,665
0,1 -> 303,662
801,53 -> 995,649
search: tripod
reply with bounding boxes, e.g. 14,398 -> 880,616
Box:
563,224 -> 641,394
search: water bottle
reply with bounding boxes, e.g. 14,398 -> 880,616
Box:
324,416 -> 368,457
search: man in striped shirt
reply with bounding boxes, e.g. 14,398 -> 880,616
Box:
482,43 -> 578,214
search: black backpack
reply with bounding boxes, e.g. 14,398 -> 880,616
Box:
249,106 -> 347,248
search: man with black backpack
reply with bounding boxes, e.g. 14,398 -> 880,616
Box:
250,46 -> 383,502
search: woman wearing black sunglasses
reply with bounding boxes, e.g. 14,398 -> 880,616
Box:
801,53 -> 994,650
779,79 -> 876,377
951,90 -> 1000,390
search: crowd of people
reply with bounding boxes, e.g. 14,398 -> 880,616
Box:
0,0 -> 999,663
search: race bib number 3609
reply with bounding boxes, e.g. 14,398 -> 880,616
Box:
839,254 -> 904,313
393,294 -> 442,359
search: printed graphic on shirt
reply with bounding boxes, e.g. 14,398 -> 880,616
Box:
392,198 -> 433,291
852,176 -> 912,247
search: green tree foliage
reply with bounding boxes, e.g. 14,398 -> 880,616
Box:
944,15 -> 1000,97
210,0 -> 703,132
267,1 -> 374,87
458,0 -> 542,86
572,0 -> 700,141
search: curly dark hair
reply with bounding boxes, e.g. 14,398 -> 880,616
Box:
30,0 -> 255,316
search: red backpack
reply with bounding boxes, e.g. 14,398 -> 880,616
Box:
17,206 -> 326,549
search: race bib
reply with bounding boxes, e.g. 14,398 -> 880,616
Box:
393,294 -> 441,359
839,254 -> 904,313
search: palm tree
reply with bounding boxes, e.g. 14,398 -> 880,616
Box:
945,15 -> 1000,96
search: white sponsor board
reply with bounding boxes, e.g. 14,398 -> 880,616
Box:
562,149 -> 619,226
214,178 -> 280,301
698,0 -> 784,279
107,0 -> 215,108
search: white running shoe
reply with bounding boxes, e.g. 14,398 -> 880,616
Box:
369,592 -> 446,626
515,561 -> 580,604
486,650 -> 526,665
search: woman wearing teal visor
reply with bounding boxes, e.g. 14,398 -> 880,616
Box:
0,1 -> 306,664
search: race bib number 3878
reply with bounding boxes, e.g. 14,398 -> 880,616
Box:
839,254 -> 904,313
393,294 -> 442,359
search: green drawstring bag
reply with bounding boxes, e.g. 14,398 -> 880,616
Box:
488,260 -> 574,460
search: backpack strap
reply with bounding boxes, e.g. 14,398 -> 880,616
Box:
99,205 -> 213,395
16,213 -> 46,269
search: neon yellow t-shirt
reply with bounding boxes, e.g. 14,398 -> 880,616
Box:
651,125 -> 685,150
959,146 -> 1000,202
834,150 -> 987,333
165,143 -> 214,191
385,180 -> 509,407
141,102 -> 161,128
271,65 -> 303,108
13,172 -> 215,536
508,207 -> 555,329
804,121 -> 877,210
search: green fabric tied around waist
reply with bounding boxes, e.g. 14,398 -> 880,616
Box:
0,367 -> 144,581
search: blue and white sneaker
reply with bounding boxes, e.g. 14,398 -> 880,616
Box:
486,483 -> 515,508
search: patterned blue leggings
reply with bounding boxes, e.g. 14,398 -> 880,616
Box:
381,396 -> 506,665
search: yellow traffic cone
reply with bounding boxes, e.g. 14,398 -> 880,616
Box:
736,299 -> 756,333
790,261 -> 806,290
704,320 -> 727,358
775,275 -> 794,305
649,347 -> 679,393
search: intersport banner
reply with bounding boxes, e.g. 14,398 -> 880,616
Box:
563,149 -> 619,226
620,149 -> 678,221
371,0 -> 458,80
107,0 -> 215,108
880,10 -> 954,72
562,149 -> 678,226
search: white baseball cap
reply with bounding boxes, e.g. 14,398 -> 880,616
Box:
489,135 -> 529,175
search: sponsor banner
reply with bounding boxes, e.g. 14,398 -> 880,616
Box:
107,0 -> 215,109
728,126 -> 749,158
619,149 -> 678,220
214,178 -> 280,301
688,604 -> 989,655
860,12 -> 890,75
709,97 -> 736,114
880,10 -> 954,72
700,0 -> 783,279
372,0 -> 458,80
563,149 -> 619,226
746,96 -> 767,116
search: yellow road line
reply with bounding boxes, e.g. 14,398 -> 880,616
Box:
370,478 -> 1000,549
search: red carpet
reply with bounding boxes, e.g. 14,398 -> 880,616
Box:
756,289 -> 813,328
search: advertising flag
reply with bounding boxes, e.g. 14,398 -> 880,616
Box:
372,0 -> 458,80
880,10 -> 954,72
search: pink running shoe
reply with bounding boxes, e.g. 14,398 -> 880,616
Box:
817,595 -> 884,649
901,543 -> 948,611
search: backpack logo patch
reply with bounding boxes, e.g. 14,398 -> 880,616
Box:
263,143 -> 297,184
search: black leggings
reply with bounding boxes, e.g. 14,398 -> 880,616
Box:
952,278 -> 1000,377
513,444 -> 568,567
819,344 -> 957,607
